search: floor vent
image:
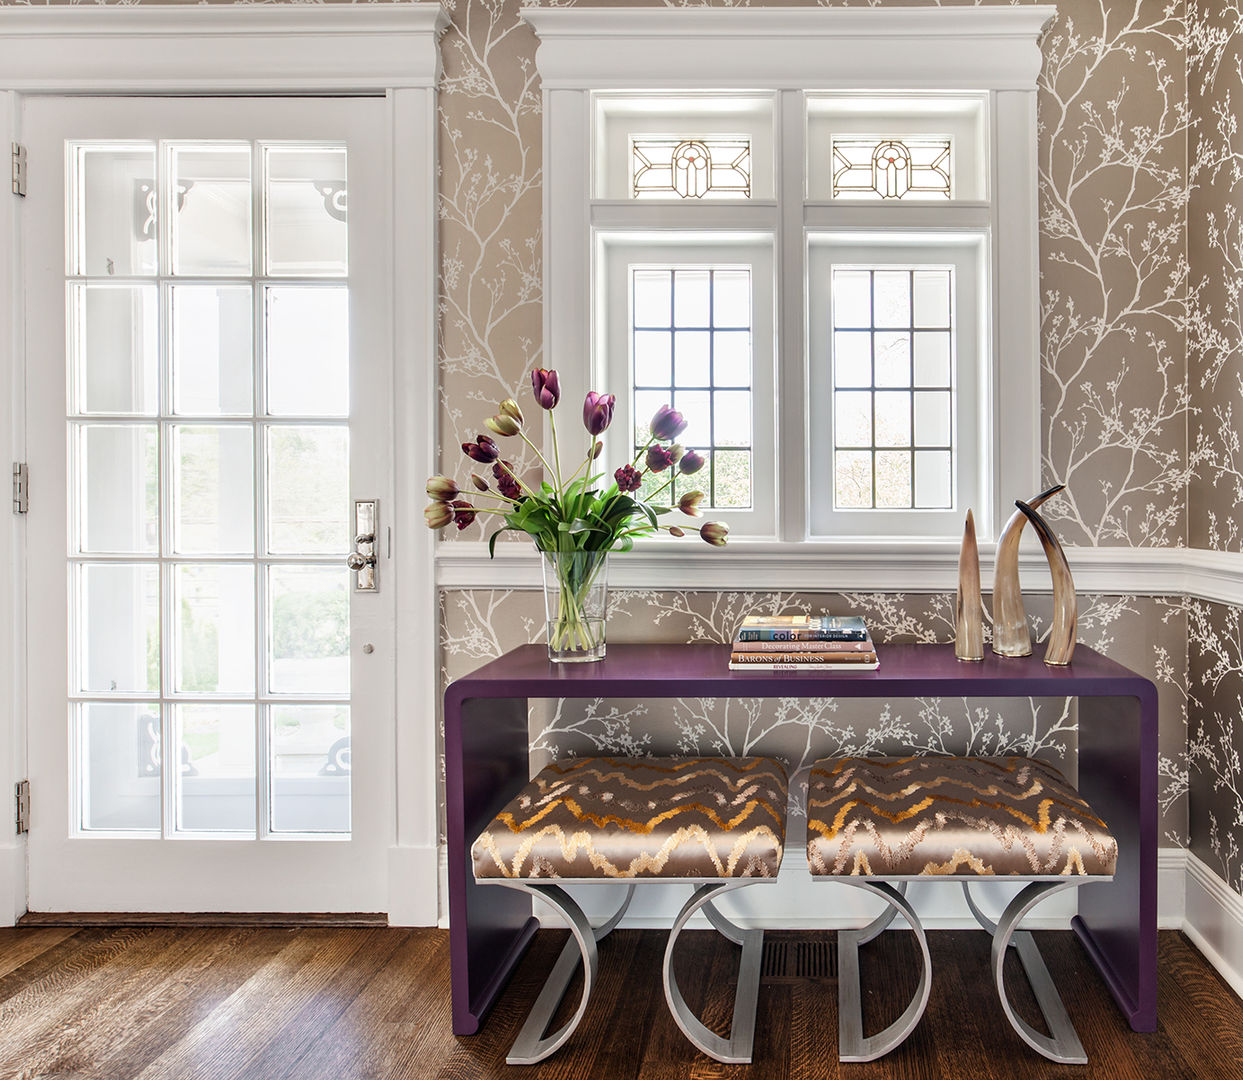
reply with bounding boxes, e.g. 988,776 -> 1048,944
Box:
759,936 -> 837,981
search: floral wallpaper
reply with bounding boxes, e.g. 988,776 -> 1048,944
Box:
1188,2 -> 1243,891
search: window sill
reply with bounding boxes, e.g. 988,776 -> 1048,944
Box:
433,538 -> 1194,595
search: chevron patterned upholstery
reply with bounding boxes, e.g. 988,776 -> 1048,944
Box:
472,756 -> 788,880
807,755 -> 1118,878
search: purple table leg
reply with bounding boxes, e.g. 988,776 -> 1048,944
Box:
1072,693 -> 1159,1032
445,694 -> 539,1035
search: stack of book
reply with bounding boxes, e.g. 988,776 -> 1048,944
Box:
729,614 -> 879,671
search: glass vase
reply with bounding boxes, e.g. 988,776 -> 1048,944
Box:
541,549 -> 609,663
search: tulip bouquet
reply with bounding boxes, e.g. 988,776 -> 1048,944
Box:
426,367 -> 729,660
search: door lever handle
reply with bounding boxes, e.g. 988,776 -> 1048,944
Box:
348,501 -> 379,591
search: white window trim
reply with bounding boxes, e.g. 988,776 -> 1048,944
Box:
0,3 -> 448,927
523,4 -> 1050,567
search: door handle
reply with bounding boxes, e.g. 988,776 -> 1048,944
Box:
347,501 -> 379,591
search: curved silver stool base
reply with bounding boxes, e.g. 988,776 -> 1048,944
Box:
991,880 -> 1089,1065
837,880 -> 933,1062
498,882 -> 635,1065
663,881 -> 764,1064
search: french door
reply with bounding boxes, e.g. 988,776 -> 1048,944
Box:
20,96 -> 394,912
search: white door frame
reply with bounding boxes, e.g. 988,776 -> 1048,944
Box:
0,3 -> 447,927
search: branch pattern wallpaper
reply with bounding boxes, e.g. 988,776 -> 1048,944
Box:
1,0 -> 1240,896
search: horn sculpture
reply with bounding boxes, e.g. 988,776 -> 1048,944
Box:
992,484 -> 1065,657
1015,500 -> 1077,666
955,509 -> 984,661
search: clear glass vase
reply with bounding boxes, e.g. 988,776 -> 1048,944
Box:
541,549 -> 609,663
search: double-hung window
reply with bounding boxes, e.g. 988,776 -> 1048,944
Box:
527,6 -> 1053,549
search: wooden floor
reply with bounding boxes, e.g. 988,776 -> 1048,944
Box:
0,926 -> 1239,1079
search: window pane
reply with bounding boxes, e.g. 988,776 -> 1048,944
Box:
80,703 -> 161,833
835,391 -> 872,446
713,391 -> 751,447
673,389 -> 711,448
876,451 -> 913,508
172,425 -> 255,555
633,390 -> 669,445
72,146 -> 157,277
913,270 -> 951,327
914,332 -> 952,387
633,270 -> 671,327
268,566 -> 349,696
873,271 -> 910,328
711,449 -> 751,508
77,564 -> 159,695
874,333 -> 911,387
632,136 -> 752,200
834,450 -> 872,508
271,705 -> 351,834
266,147 -> 348,278
266,287 -> 349,417
834,331 -> 871,388
830,137 -> 952,200
673,270 -> 710,326
266,426 -> 350,555
674,331 -> 710,385
833,270 -> 871,328
914,450 -> 952,508
171,146 -> 252,277
173,564 -> 256,695
874,391 -> 911,448
713,270 -> 751,328
713,331 -> 751,387
76,424 -> 158,555
175,705 -> 256,835
634,331 -> 672,386
73,284 -> 158,415
914,390 -> 951,446
172,286 -> 253,417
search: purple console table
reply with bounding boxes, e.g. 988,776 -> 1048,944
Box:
444,642 -> 1158,1037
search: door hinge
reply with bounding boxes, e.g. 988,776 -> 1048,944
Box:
15,780 -> 29,835
12,463 -> 28,514
11,143 -> 26,198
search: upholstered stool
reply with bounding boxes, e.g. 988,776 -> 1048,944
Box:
473,755 -> 787,1065
807,755 -> 1117,1064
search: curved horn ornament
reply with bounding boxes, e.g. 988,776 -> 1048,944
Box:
955,509 -> 984,661
991,484 -> 1065,657
1015,500 -> 1077,666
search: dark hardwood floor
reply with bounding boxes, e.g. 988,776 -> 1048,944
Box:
0,926 -> 1239,1079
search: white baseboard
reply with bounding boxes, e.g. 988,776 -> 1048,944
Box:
386,844 -> 439,927
1183,852 -> 1243,1001
1159,846 -> 1187,929
0,842 -> 24,927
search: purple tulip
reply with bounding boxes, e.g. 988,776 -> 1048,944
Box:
678,491 -> 705,517
646,445 -> 674,473
614,464 -> 642,493
679,449 -> 706,475
699,521 -> 729,547
462,435 -> 500,463
531,368 -> 561,410
583,391 -> 616,436
470,473 -> 490,492
493,460 -> 523,500
668,525 -> 686,538
650,404 -> 688,441
450,500 -> 477,530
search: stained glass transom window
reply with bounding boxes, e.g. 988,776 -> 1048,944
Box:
631,137 -> 752,199
632,267 -> 753,508
831,267 -> 954,509
832,137 -> 952,200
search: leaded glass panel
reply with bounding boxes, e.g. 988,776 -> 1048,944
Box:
631,137 -> 751,199
831,137 -> 952,200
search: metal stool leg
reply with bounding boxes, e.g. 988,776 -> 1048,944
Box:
991,880 -> 1090,1065
663,881 -> 765,1064
837,880 -> 933,1062
500,882 -> 635,1065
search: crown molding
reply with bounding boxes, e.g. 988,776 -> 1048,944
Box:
0,4 -> 450,93
521,6 -> 1057,91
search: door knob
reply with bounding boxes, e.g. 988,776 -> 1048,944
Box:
348,501 -> 379,591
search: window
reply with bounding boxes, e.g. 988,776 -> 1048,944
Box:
527,6 -> 1050,546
